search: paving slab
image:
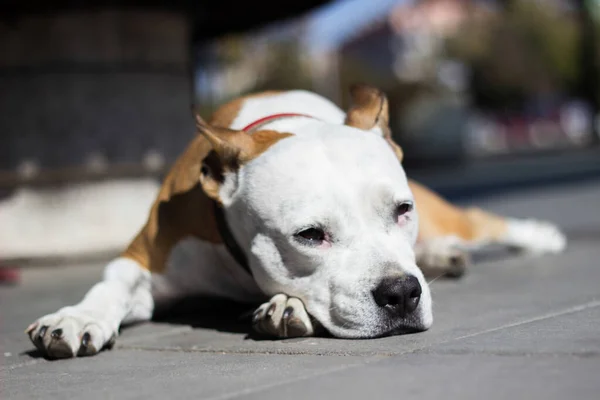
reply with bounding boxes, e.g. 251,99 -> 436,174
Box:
2,350 -> 373,400
1,179 -> 599,399
237,352 -> 600,400
431,305 -> 600,356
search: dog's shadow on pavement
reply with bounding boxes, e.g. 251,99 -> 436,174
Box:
21,349 -> 46,359
151,296 -> 269,340
147,249 -> 523,341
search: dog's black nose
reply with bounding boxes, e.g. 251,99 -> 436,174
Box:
372,275 -> 422,316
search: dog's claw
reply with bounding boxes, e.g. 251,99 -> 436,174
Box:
283,306 -> 294,320
77,332 -> 99,357
37,326 -> 48,341
252,294 -> 315,338
286,318 -> 309,338
51,328 -> 63,339
81,332 -> 91,347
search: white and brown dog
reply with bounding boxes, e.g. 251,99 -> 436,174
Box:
26,85 -> 566,358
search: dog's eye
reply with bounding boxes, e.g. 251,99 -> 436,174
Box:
295,228 -> 326,245
395,202 -> 413,217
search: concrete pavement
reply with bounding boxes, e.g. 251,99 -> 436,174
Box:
2,179 -> 600,399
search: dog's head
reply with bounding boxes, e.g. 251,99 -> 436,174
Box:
196,85 -> 432,338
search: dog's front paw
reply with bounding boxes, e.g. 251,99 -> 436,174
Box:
252,294 -> 315,338
506,219 -> 567,254
25,308 -> 116,359
416,236 -> 471,278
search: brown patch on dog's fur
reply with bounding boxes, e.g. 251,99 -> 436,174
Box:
122,134 -> 220,272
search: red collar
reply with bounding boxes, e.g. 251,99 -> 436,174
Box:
242,113 -> 317,133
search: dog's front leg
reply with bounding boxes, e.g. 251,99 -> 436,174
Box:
26,258 -> 152,359
252,294 -> 319,338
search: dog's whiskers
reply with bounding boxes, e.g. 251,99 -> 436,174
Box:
328,304 -> 341,313
427,273 -> 445,286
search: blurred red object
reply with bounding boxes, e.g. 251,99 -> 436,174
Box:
0,266 -> 21,285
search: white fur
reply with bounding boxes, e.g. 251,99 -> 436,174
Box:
27,258 -> 152,357
503,218 -> 567,254
153,238 -> 264,304
164,91 -> 431,338
224,108 -> 433,337
231,90 -> 346,130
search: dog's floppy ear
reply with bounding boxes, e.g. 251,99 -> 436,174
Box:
345,84 -> 403,161
195,114 -> 292,202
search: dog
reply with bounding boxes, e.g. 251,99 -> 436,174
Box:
26,85 -> 566,358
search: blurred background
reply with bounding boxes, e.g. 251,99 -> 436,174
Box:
1,0 -> 599,267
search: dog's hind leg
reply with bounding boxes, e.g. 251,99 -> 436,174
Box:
459,207 -> 567,254
411,180 -> 566,277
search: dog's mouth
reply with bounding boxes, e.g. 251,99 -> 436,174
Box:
317,323 -> 427,339
369,306 -> 433,338
306,296 -> 431,339
375,322 -> 428,338
315,310 -> 430,339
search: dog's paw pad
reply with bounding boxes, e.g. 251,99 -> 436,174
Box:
252,295 -> 314,338
26,310 -> 115,359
